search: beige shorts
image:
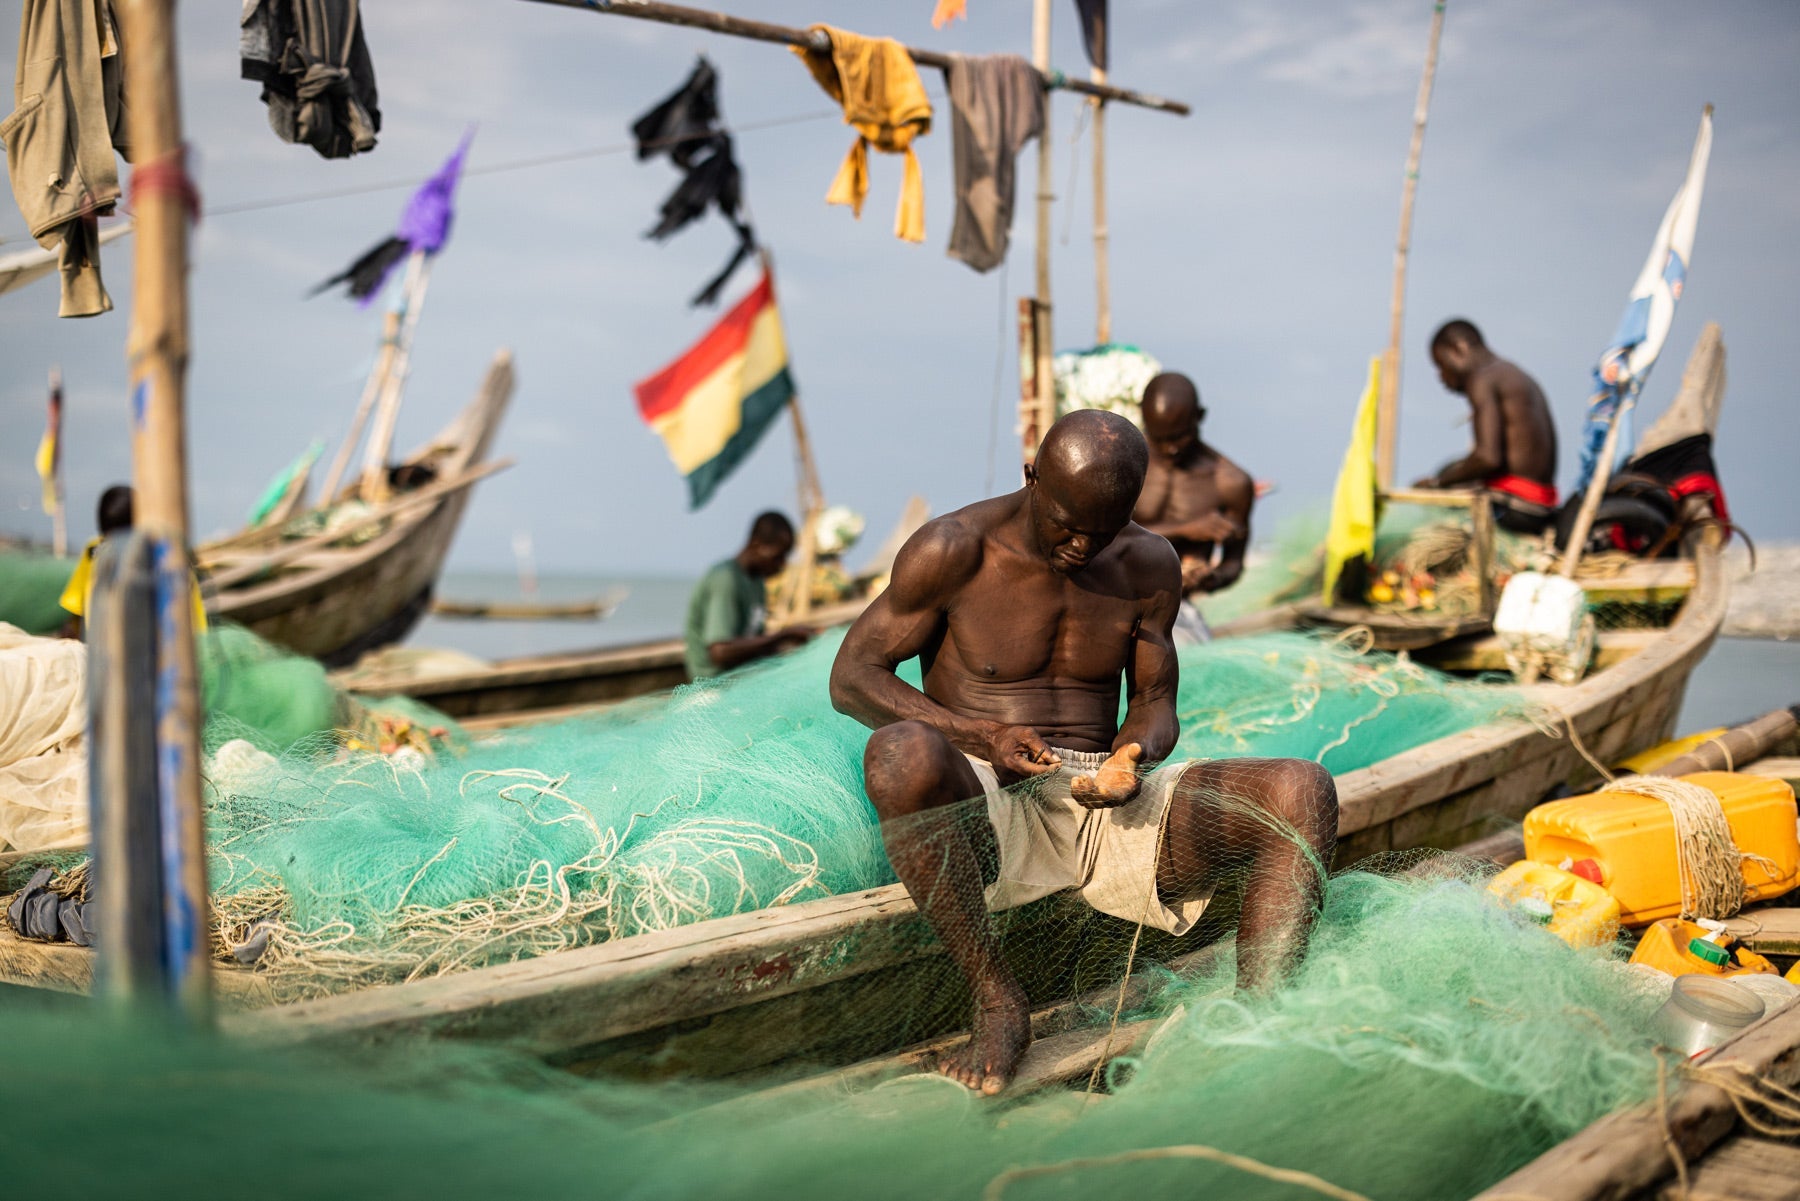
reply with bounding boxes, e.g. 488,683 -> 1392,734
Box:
969,748 -> 1211,936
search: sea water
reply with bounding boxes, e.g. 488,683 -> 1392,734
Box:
414,572 -> 1800,734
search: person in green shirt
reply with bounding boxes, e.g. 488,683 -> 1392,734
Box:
684,511 -> 813,680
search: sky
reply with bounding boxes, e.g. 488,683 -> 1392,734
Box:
3,0 -> 1797,575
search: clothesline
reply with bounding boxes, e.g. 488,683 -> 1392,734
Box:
0,106 -> 851,243
528,0 -> 1191,117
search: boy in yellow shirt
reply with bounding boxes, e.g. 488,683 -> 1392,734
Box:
60,485 -> 208,637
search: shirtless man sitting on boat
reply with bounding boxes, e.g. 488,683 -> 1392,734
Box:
830,410 -> 1338,1095
1415,319 -> 1560,533
1130,372 -> 1255,642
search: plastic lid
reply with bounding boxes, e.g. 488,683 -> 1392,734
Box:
1687,937 -> 1732,967
1668,975 -> 1765,1027
1569,859 -> 1604,884
1519,897 -> 1554,923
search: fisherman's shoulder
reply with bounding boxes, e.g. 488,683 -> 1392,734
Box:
1116,522 -> 1183,587
894,508 -> 990,585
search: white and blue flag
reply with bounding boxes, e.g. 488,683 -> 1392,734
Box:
1575,105 -> 1713,493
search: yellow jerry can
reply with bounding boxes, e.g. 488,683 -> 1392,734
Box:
1628,917 -> 1779,979
1523,772 -> 1800,927
1486,860 -> 1622,948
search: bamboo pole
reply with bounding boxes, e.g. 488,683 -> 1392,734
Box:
523,0 -> 1191,115
359,250 -> 434,503
782,395 -> 825,622
1031,0 -> 1057,454
1091,81 -> 1110,345
318,308 -> 403,502
1375,0 -> 1447,490
114,0 -> 210,1019
48,367 -> 67,557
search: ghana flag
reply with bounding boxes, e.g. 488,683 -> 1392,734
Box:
634,268 -> 796,509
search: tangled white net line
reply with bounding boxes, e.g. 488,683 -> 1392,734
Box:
207,765 -> 830,1001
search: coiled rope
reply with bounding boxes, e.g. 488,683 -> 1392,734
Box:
1599,775 -> 1774,920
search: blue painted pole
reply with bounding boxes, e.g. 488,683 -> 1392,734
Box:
116,0 -> 211,1020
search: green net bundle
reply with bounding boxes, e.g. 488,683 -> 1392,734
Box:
0,860 -> 1669,1201
0,546 -> 76,635
186,625 -> 1526,997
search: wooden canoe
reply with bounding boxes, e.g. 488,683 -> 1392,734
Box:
429,593 -> 624,621
186,526 -> 1729,1069
332,595 -> 868,721
197,352 -> 514,667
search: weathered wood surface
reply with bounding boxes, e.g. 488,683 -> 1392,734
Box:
1656,1136 -> 1800,1201
1294,605 -> 1492,652
217,535 -> 1725,1061
1576,559 -> 1698,606
1471,999 -> 1800,1201
1723,908 -> 1800,956
0,926 -> 274,1009
1420,628 -> 1663,674
1746,757 -> 1800,782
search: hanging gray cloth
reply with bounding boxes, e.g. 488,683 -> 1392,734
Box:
945,54 -> 1044,274
1,0 -> 132,318
241,0 -> 380,160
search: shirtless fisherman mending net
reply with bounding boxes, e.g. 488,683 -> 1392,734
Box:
830,409 -> 1339,1095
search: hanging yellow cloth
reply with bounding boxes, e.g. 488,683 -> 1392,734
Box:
1322,357 -> 1383,605
793,26 -> 932,243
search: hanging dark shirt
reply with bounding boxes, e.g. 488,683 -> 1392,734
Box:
241,0 -> 380,160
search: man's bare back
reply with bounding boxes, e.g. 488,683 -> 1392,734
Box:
830,410 -> 1337,1095
1419,321 -> 1557,490
1131,373 -> 1254,594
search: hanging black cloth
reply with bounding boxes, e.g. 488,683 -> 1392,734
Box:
241,0 -> 380,160
632,57 -> 759,306
1073,0 -> 1108,71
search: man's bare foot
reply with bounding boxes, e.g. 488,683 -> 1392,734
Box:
936,986 -> 1031,1096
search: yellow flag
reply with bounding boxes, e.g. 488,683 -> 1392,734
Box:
34,428 -> 57,515
1322,357 -> 1382,604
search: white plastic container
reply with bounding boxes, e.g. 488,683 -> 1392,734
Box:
1652,975 -> 1766,1058
1494,572 -> 1594,684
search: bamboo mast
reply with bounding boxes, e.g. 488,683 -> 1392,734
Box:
1030,0 -> 1057,453
114,0 -> 210,1018
1091,80 -> 1110,345
318,308 -> 402,502
1375,0 -> 1447,490
781,393 -> 826,622
358,250 -> 434,503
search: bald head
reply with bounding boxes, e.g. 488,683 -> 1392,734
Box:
1036,409 -> 1149,511
1140,372 -> 1204,464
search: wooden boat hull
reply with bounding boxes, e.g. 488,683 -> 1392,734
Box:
333,597 -> 868,720
204,353 -> 514,666
211,531 -> 1729,1075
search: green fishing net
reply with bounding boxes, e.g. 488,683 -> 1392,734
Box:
0,859 -> 1670,1201
184,624 -> 1527,997
0,547 -> 76,635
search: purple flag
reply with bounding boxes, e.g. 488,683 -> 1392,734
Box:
313,129 -> 474,304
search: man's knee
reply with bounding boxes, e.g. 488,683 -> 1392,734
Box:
863,720 -> 959,816
1259,759 -> 1338,845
